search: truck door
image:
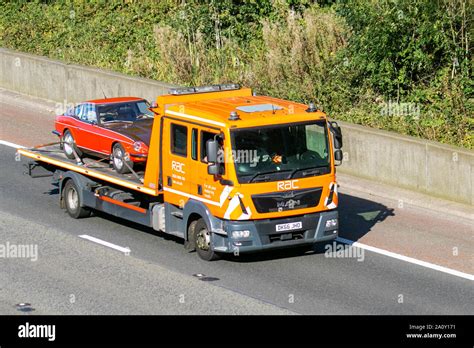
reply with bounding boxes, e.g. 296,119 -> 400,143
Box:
193,127 -> 234,216
162,118 -> 191,207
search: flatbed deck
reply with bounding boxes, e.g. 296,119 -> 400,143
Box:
18,145 -> 158,195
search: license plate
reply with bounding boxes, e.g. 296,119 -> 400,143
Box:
275,221 -> 302,232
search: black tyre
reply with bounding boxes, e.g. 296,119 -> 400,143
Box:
192,218 -> 220,261
112,143 -> 133,174
62,130 -> 81,160
63,180 -> 91,219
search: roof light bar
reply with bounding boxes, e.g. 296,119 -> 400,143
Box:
195,85 -> 221,93
219,83 -> 240,91
169,83 -> 241,95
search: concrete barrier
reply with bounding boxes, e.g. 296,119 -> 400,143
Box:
337,122 -> 473,205
0,48 -> 176,103
1,48 -> 473,205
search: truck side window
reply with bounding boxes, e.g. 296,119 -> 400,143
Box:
191,128 -> 198,160
171,123 -> 188,157
201,131 -> 217,162
305,124 -> 328,161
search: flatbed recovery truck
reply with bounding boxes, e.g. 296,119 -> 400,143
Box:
18,84 -> 343,260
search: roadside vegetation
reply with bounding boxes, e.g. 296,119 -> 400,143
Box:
0,0 -> 472,148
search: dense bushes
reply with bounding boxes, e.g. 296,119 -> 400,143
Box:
0,0 -> 472,148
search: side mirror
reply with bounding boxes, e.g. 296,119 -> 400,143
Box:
329,121 -> 343,149
208,163 -> 220,175
334,149 -> 343,165
206,139 -> 218,164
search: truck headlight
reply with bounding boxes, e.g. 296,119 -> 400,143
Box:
232,230 -> 250,239
325,218 -> 338,229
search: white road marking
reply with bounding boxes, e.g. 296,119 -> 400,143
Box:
79,235 -> 131,254
0,140 -> 25,149
336,237 -> 474,281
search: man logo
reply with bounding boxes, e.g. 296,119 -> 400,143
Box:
282,191 -> 295,199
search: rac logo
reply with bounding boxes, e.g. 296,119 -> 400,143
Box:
171,161 -> 185,174
277,180 -> 299,191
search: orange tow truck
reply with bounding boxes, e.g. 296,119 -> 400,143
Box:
18,84 -> 343,260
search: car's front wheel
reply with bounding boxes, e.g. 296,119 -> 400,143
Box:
112,143 -> 133,174
62,130 -> 81,160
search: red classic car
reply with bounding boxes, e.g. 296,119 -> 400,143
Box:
54,97 -> 154,173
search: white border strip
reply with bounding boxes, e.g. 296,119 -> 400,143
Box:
163,186 -> 220,206
79,234 -> 131,254
166,110 -> 226,127
0,140 -> 25,149
336,237 -> 474,281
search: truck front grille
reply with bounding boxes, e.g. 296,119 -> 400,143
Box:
251,187 -> 322,214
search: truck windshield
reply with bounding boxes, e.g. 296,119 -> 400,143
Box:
231,120 -> 330,183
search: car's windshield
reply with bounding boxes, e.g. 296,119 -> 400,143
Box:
231,121 -> 330,183
97,100 -> 154,123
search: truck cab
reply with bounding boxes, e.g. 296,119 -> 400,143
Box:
145,84 -> 343,260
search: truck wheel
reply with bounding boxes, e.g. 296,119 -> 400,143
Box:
63,180 -> 91,219
112,143 -> 133,174
62,130 -> 81,160
192,218 -> 220,261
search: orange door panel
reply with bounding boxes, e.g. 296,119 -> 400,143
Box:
162,118 -> 191,207
196,128 -> 245,220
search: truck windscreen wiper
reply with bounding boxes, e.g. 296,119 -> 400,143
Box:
248,169 -> 292,183
289,165 -> 329,179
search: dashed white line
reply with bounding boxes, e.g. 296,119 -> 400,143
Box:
336,237 -> 474,281
0,140 -> 25,149
79,235 -> 131,255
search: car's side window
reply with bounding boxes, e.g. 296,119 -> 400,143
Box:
78,103 -> 97,123
73,104 -> 83,119
171,123 -> 188,157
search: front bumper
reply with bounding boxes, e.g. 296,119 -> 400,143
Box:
211,210 -> 338,253
129,153 -> 148,162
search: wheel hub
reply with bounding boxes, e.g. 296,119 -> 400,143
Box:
196,229 -> 211,251
113,148 -> 124,169
67,187 -> 79,210
64,134 -> 73,155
